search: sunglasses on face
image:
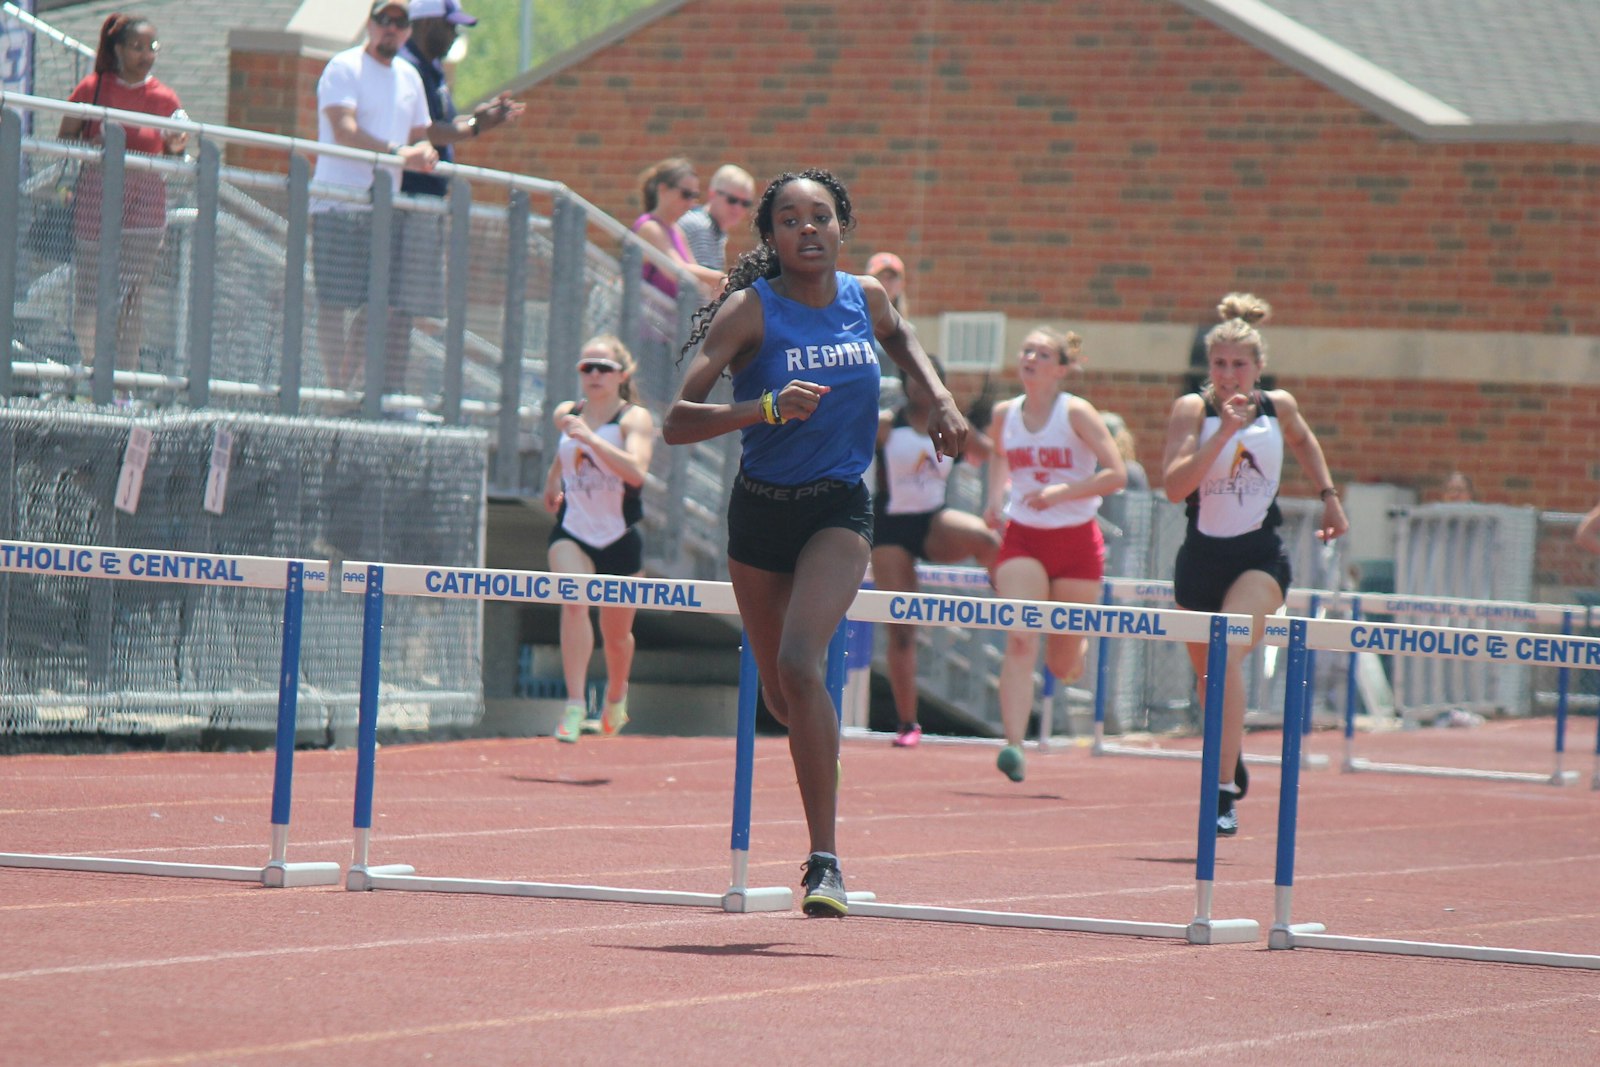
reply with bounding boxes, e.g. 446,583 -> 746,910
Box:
716,190 -> 753,209
673,186 -> 701,201
578,362 -> 618,375
372,12 -> 410,29
1020,344 -> 1064,362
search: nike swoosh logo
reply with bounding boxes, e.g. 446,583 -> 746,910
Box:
842,320 -> 862,331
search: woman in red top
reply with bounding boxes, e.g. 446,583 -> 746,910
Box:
58,13 -> 188,376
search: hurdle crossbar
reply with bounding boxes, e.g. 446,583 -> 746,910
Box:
1267,618 -> 1600,970
338,562 -> 796,910
1335,596 -> 1590,786
0,540 -> 340,888
840,610 -> 1260,945
338,562 -> 1258,937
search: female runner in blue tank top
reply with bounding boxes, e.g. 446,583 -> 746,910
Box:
665,170 -> 967,917
1162,293 -> 1347,836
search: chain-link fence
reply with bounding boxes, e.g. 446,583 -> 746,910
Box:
0,405 -> 485,742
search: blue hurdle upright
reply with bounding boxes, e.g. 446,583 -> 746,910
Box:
836,593 -> 1262,946
0,541 -> 341,887
338,562 -> 792,911
1268,616 -> 1600,970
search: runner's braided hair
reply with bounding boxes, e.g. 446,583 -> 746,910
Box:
678,168 -> 857,362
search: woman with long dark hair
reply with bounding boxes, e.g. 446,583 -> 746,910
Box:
58,13 -> 188,376
664,169 -> 966,916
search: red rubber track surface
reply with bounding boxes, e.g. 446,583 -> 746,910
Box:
3,721 -> 1597,1066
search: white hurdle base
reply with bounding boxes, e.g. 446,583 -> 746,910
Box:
345,864 -> 794,912
1096,742 -> 1330,770
1270,924 -> 1600,971
841,727 -> 1069,751
0,853 -> 341,887
1345,757 -> 1578,786
844,899 -> 1258,944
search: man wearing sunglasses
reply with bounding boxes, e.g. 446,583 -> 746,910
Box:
678,163 -> 756,273
399,0 -> 525,199
311,1 -> 441,397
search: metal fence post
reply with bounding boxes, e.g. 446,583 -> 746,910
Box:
185,139 -> 220,408
280,152 -> 309,416
363,177 -> 394,419
494,189 -> 530,493
0,108 -> 21,399
441,175 -> 472,425
92,122 -> 125,404
546,192 -> 588,421
618,242 -> 643,361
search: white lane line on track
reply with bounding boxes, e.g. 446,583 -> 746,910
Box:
89,945 -> 1182,1067
1066,992 -> 1600,1066
0,911 -> 754,982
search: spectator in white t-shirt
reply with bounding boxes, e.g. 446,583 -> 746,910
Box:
311,1 -> 439,401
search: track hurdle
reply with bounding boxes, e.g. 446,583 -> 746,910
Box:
836,564 -> 1068,752
337,562 -> 794,911
835,591 -> 1262,945
1337,592 -> 1588,786
0,539 -> 340,887
1090,578 -> 1332,771
1267,616 -> 1600,970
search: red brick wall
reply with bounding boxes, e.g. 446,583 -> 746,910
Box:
227,47 -> 325,171
1058,372 -> 1600,512
222,2 -> 1600,511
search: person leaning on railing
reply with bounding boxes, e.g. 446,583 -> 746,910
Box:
57,12 -> 189,378
1575,501 -> 1600,555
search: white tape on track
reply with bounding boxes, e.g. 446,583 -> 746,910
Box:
0,539 -> 329,591
341,563 -> 1253,646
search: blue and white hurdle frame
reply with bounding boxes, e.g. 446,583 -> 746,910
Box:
0,539 -> 340,888
337,561 -> 794,911
337,561 -> 1258,940
837,592 -> 1261,944
1266,615 -> 1600,970
1333,592 -> 1592,786
882,564 -> 1331,769
1088,577 -> 1331,771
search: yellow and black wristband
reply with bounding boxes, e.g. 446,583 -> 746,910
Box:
760,389 -> 785,426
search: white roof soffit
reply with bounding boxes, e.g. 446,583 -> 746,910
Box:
1170,0 -> 1600,143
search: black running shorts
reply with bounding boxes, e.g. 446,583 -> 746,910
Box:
727,471 -> 873,574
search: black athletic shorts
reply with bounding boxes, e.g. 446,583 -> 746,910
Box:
1173,526 -> 1291,614
872,507 -> 938,560
727,471 -> 873,574
548,525 -> 643,577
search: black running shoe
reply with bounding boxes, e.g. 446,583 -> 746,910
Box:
1234,756 -> 1249,800
800,854 -> 848,917
1217,788 -> 1239,837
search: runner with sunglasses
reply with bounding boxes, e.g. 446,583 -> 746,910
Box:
632,157 -> 725,300
542,336 -> 657,743
679,164 -> 756,274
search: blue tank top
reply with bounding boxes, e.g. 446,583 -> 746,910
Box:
733,273 -> 881,484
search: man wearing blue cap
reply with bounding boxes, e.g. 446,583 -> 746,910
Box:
400,0 -> 524,198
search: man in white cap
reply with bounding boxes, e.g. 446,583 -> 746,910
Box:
400,0 -> 524,199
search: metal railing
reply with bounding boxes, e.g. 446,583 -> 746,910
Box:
2,90 -> 729,571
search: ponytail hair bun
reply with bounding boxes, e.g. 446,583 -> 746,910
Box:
1216,292 -> 1270,326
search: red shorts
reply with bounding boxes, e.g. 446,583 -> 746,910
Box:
993,518 -> 1105,582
